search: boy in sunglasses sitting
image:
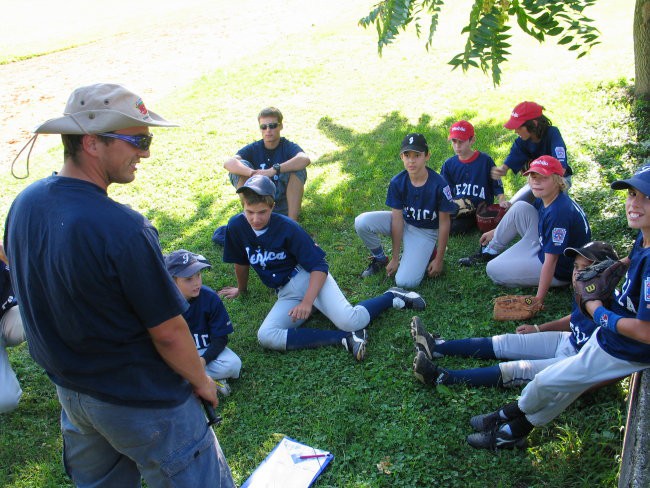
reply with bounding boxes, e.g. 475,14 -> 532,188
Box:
223,107 -> 310,221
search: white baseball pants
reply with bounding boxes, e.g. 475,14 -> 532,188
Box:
486,201 -> 568,288
518,332 -> 649,426
0,306 -> 25,413
355,210 -> 438,288
257,268 -> 371,350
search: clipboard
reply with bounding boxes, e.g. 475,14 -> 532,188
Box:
241,436 -> 334,488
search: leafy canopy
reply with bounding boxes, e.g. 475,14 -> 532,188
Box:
359,0 -> 600,85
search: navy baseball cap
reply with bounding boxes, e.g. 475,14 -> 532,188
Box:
165,249 -> 211,278
611,165 -> 650,196
236,174 -> 276,197
400,133 -> 428,154
564,241 -> 619,262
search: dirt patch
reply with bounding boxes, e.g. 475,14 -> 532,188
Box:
0,0 -> 351,168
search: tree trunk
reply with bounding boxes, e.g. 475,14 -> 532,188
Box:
635,0 -> 650,100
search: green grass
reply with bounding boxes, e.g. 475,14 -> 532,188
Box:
0,0 -> 647,486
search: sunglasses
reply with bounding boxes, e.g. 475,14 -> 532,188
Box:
259,123 -> 279,130
97,132 -> 153,151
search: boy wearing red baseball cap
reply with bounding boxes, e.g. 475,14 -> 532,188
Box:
460,155 -> 591,307
441,120 -> 508,234
492,101 -> 572,204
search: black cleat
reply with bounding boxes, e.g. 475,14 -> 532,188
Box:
410,316 -> 443,360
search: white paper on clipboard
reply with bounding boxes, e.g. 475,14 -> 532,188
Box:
241,436 -> 333,488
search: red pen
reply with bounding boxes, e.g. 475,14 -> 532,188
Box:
299,454 -> 328,459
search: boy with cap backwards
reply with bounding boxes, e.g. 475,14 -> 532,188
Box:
465,166 -> 650,451
492,101 -> 571,204
355,133 -> 457,286
412,241 -> 618,389
441,120 -> 508,234
166,250 -> 242,396
218,175 -> 426,361
459,155 -> 591,307
4,83 -> 234,487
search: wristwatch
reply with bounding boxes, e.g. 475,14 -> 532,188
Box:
273,163 -> 281,175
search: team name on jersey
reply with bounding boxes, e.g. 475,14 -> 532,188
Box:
569,321 -> 589,346
403,207 -> 438,221
245,246 -> 287,268
454,183 -> 486,199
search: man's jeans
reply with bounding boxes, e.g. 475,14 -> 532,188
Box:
56,385 -> 234,488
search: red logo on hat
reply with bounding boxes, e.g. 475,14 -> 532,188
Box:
135,98 -> 148,116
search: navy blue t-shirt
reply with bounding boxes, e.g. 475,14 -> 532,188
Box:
385,167 -> 457,229
237,138 -> 302,171
183,285 -> 234,364
4,176 -> 190,407
503,126 -> 571,175
533,192 -> 591,281
223,212 -> 328,289
601,233 -> 650,363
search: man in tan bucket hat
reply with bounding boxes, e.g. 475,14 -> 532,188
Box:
4,83 -> 235,487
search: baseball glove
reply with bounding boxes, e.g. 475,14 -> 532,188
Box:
574,259 -> 629,316
453,197 -> 476,219
476,203 -> 508,233
493,295 -> 543,321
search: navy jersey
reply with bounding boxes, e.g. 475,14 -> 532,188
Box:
441,151 -> 504,207
601,233 -> 650,363
4,176 -> 190,407
237,138 -> 302,171
568,301 -> 598,350
183,285 -> 233,363
504,126 -> 571,176
386,167 -> 457,229
534,192 -> 591,281
223,212 -> 328,289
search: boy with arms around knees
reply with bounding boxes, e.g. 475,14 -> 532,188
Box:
218,175 -> 426,361
355,133 -> 457,287
441,120 -> 508,234
166,250 -> 241,396
459,155 -> 591,307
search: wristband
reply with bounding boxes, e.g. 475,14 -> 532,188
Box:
592,306 -> 623,333
533,324 -> 540,333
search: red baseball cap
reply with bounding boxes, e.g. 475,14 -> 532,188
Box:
504,101 -> 544,130
448,120 -> 475,141
522,155 -> 565,177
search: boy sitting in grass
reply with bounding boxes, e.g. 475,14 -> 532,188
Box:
441,120 -> 508,234
218,175 -> 426,362
166,249 -> 241,396
354,133 -> 457,287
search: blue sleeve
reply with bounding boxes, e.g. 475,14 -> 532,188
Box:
207,291 -> 234,338
223,216 -> 251,266
540,210 -> 573,256
440,159 -> 452,187
437,181 -> 458,214
385,174 -> 403,209
546,127 -> 568,169
236,142 -> 256,163
287,225 -> 329,274
503,139 -> 529,174
282,139 -> 303,158
487,155 -> 504,197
